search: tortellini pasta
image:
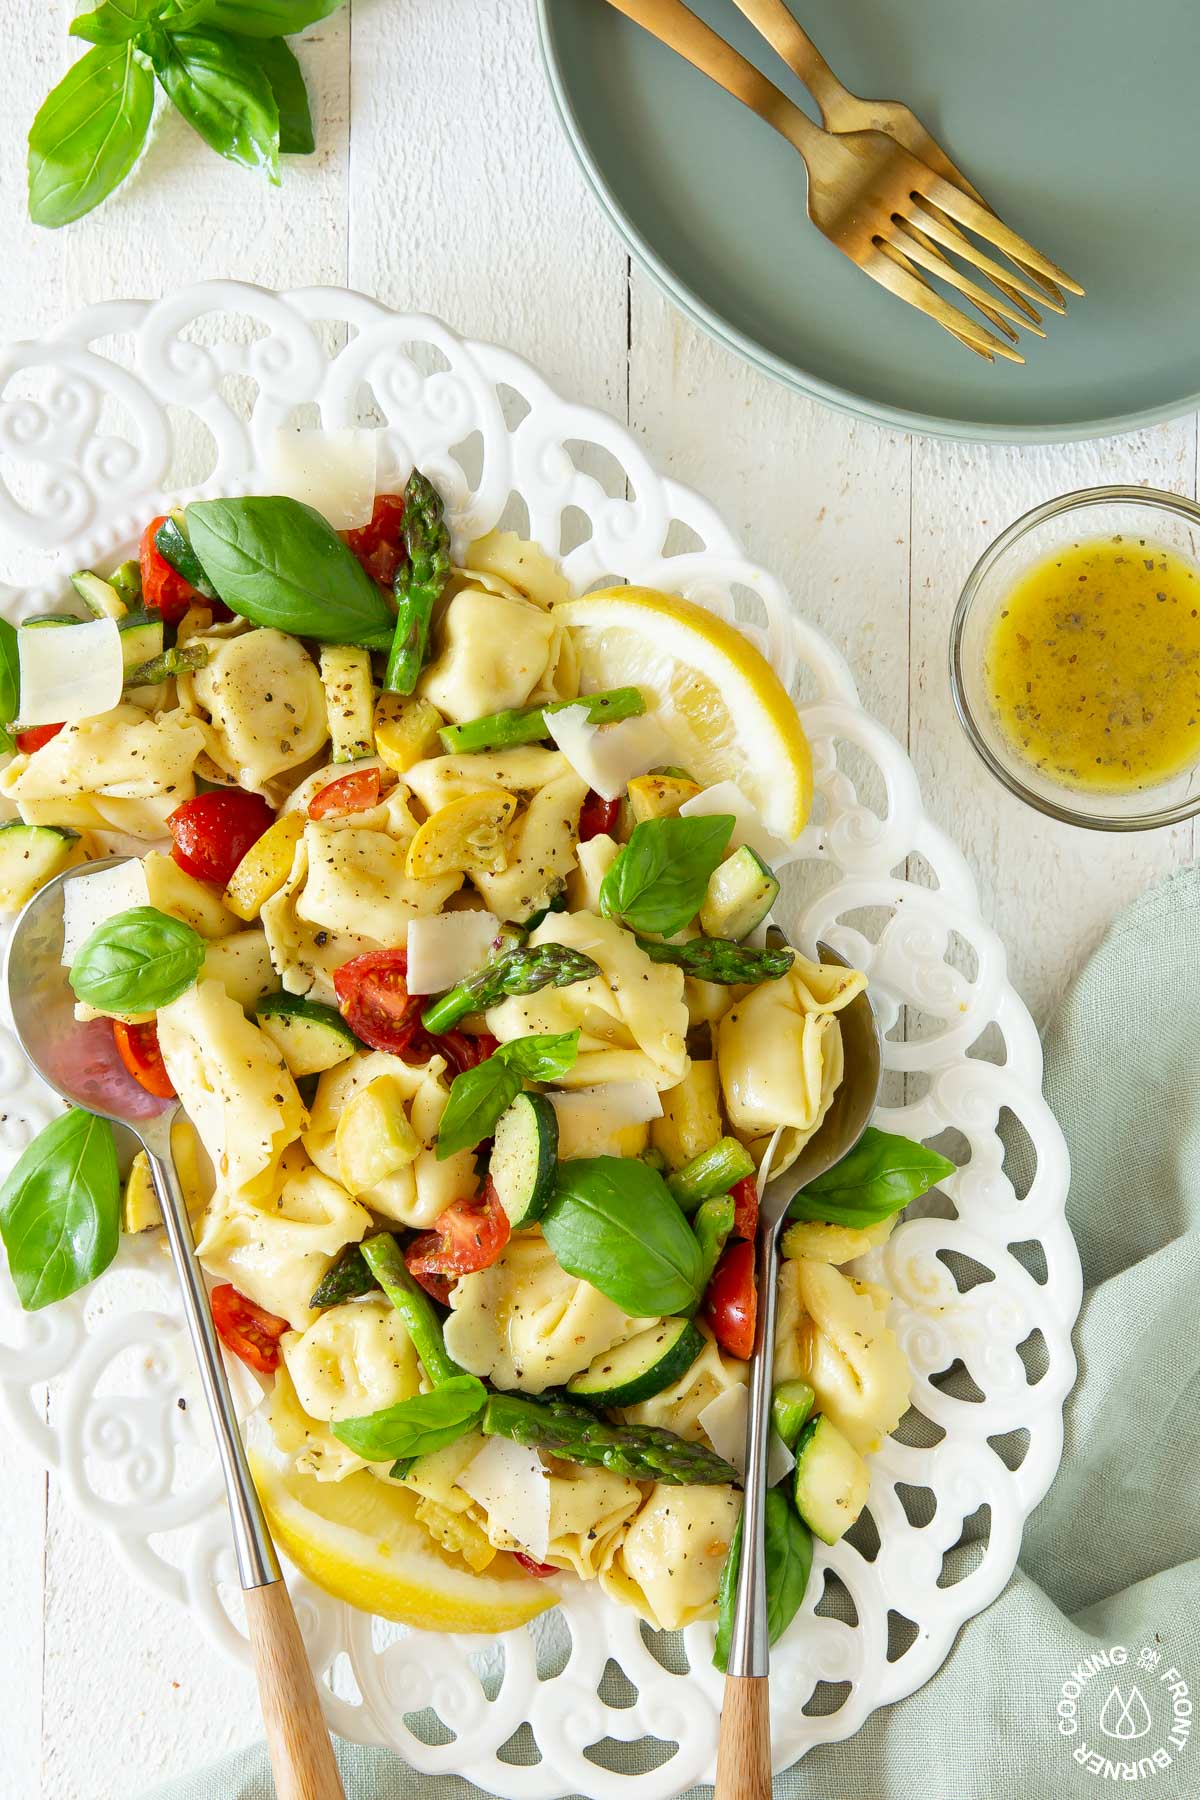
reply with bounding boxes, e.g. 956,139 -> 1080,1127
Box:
444,1230 -> 655,1393
178,627 -> 328,790
143,850 -> 241,939
157,978 -> 305,1201
419,586 -> 558,722
601,1484 -> 741,1631
621,1330 -> 747,1443
0,705 -> 205,838
283,1300 -> 421,1424
779,1258 -> 911,1453
487,911 -> 689,1090
464,529 -> 572,610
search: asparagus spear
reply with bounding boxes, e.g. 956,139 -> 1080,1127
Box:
687,1194 -> 734,1311
666,1137 -> 756,1215
108,560 -> 143,607
420,943 -> 600,1033
309,1242 -> 380,1309
484,1391 -> 739,1485
635,935 -> 794,985
437,687 -> 645,756
384,471 -> 451,695
123,644 -> 210,687
360,1232 -> 464,1387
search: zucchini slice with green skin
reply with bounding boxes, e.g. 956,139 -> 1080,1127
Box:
699,845 -> 780,941
567,1317 -> 706,1407
0,823 -> 81,912
155,513 -> 218,601
489,1091 -> 557,1227
255,992 -> 360,1077
70,570 -> 126,619
771,1378 -> 815,1450
117,606 -> 165,675
24,613 -> 85,627
792,1414 -> 870,1545
108,560 -> 143,608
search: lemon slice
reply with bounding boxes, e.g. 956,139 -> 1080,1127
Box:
555,587 -> 813,840
249,1448 -> 554,1634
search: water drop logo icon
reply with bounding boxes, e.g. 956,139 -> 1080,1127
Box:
1098,1684 -> 1153,1741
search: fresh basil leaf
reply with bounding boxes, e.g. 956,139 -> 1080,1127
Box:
173,0 -> 345,35
0,619 -> 19,753
71,0 -> 163,43
713,1493 -> 813,1673
788,1127 -> 956,1229
149,26 -> 279,178
543,1156 -> 705,1316
185,497 -> 395,648
247,36 -> 313,154
28,42 -> 155,228
600,814 -> 735,936
434,1030 -> 580,1160
331,1374 -> 487,1462
69,905 -> 205,1012
0,1109 -> 120,1310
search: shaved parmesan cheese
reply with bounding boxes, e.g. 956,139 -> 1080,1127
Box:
405,911 -> 501,995
546,705 -> 672,802
551,1081 -> 663,1158
679,780 -> 799,866
17,618 -> 123,729
698,1384 -> 794,1487
268,428 -> 378,530
459,1436 -> 551,1563
61,859 -> 150,965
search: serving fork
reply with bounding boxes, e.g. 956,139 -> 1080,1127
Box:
601,0 -> 1083,362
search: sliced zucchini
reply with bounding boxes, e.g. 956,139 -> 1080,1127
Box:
255,992 -> 360,1077
651,1060 -> 723,1171
567,1317 -> 706,1407
771,1378 -> 815,1450
25,612 -> 84,627
117,606 -> 165,675
374,693 -> 444,773
334,1074 -> 422,1193
70,570 -> 126,620
792,1414 -> 870,1545
699,845 -> 779,940
108,560 -> 143,608
155,513 -> 218,600
489,1091 -> 557,1226
0,823 -> 82,913
122,1152 -> 160,1233
627,772 -> 702,823
320,645 -> 376,763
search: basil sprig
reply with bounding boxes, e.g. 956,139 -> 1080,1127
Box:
435,1030 -> 580,1160
543,1157 -> 705,1316
148,27 -> 280,180
28,42 -> 155,230
600,815 -> 735,937
714,1493 -> 813,1672
788,1127 -> 955,1229
0,1109 -> 120,1311
69,906 -> 205,1013
331,1374 -> 487,1464
185,497 -> 396,648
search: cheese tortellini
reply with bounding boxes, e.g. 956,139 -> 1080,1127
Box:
780,1258 -> 911,1453
0,705 -> 205,837
601,1485 -> 741,1632
178,627 -> 328,791
419,586 -> 559,722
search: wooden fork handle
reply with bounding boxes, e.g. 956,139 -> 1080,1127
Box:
244,1581 -> 345,1800
714,1675 -> 772,1800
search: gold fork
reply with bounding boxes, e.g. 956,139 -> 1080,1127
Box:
601,0 -> 1083,362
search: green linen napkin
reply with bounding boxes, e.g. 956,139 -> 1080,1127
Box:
141,868 -> 1200,1800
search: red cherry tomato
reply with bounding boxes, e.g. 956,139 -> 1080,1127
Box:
112,1020 -> 175,1098
210,1283 -> 289,1374
405,1181 -> 512,1297
15,722 -> 64,754
730,1175 -> 758,1241
334,948 -> 425,1055
704,1238 -> 757,1361
343,493 -> 407,586
168,789 -> 276,887
308,768 -> 382,820
512,1554 -> 557,1577
433,1029 -> 499,1076
578,791 -> 620,842
139,514 -> 199,624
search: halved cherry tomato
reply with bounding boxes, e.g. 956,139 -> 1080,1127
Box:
730,1175 -> 758,1241
140,514 -> 199,624
334,948 -> 424,1055
113,1020 -> 175,1098
578,791 -> 620,842
308,768 -> 382,820
168,789 -> 276,887
704,1238 -> 756,1361
513,1554 -> 557,1577
433,1029 -> 499,1076
405,1181 -> 511,1298
343,493 -> 407,586
210,1283 -> 289,1374
15,722 -> 64,754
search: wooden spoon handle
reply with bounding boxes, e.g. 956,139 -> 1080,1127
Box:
714,1674 -> 772,1800
244,1581 -> 345,1800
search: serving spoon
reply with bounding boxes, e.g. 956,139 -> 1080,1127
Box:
714,937 -> 881,1800
5,858 -> 345,1800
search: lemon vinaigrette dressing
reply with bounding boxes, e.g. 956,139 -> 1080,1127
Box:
984,536 -> 1200,793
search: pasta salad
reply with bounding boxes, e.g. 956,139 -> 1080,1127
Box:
0,457 -> 954,1649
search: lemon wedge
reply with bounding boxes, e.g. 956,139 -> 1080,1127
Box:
555,587 -> 813,840
249,1447 -> 555,1634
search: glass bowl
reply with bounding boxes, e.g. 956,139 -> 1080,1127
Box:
949,485 -> 1200,831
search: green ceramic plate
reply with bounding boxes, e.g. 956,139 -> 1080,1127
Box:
538,0 -> 1200,441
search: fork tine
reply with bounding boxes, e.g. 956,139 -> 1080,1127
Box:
900,220 -> 1021,342
915,174 -> 1085,295
864,242 -> 1024,363
902,199 -> 1065,314
920,199 -> 1060,316
884,222 -> 1046,339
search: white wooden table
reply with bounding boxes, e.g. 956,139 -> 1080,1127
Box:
1,4 -> 1193,1794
